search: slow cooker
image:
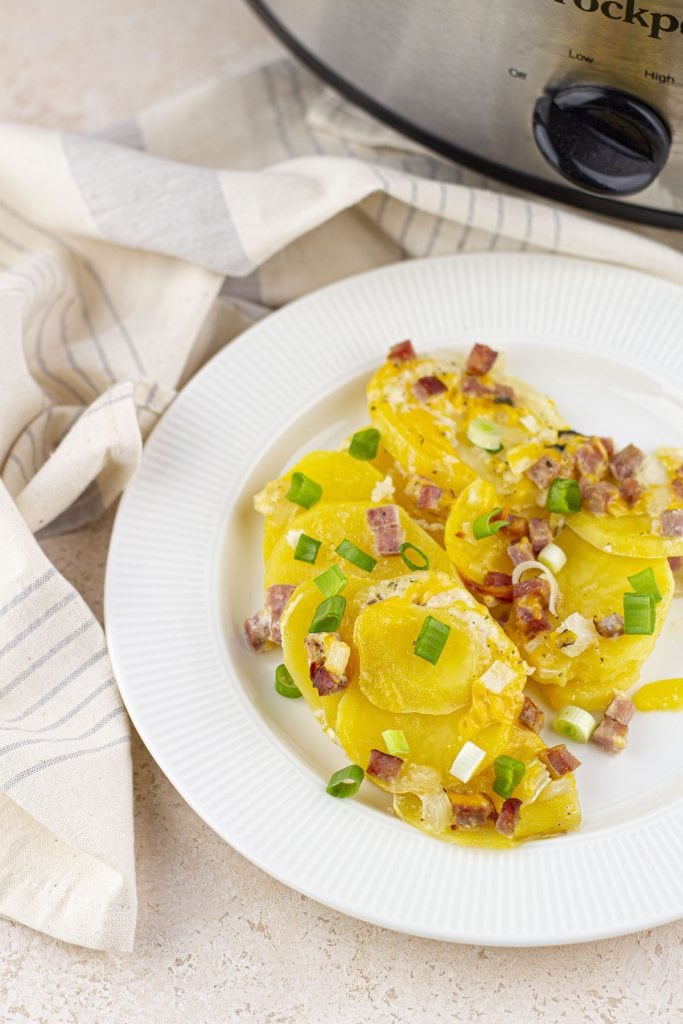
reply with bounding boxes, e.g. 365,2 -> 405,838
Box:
247,0 -> 683,229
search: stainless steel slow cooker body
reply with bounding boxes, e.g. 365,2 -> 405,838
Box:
248,0 -> 683,228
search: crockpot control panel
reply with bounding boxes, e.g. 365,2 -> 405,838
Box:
532,85 -> 671,197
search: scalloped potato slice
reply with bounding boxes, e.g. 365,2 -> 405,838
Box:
569,510 -> 683,560
506,529 -> 674,711
354,575 -> 526,715
255,451 -> 385,562
334,688 -> 513,782
367,356 -> 477,494
264,501 -> 455,591
367,351 -> 563,500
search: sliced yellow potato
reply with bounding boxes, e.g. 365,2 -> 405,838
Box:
367,350 -> 564,500
569,510 -> 683,559
264,501 -> 454,591
506,530 -> 674,711
254,451 -> 385,563
354,573 -> 526,715
334,686 -> 488,782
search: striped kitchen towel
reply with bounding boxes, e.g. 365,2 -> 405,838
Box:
2,53 -> 683,952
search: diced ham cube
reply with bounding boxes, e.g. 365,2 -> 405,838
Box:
580,480 -> 619,514
413,375 -> 448,402
668,556 -> 682,572
519,696 -> 544,733
266,584 -> 296,643
600,437 -> 615,458
388,339 -> 416,364
591,717 -> 628,753
575,439 -> 610,479
310,664 -> 348,695
471,571 -> 513,603
501,514 -> 528,541
621,477 -> 643,507
594,613 -> 625,638
604,692 -> 635,725
492,383 -> 515,404
526,453 -> 569,489
672,477 -> 683,501
367,505 -> 404,555
465,343 -> 498,376
244,609 -> 272,651
508,537 -> 535,566
448,792 -> 497,829
513,577 -> 551,606
660,509 -> 683,537
540,744 -> 581,778
416,482 -> 443,510
495,798 -> 522,838
461,376 -> 491,398
367,748 -> 403,782
528,517 -> 553,555
610,444 -> 645,482
512,597 -> 551,637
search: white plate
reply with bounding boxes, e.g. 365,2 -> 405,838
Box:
105,253 -> 683,946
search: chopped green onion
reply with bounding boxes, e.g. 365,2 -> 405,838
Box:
335,539 -> 377,573
450,741 -> 486,783
547,478 -> 582,514
466,417 -> 504,453
492,755 -> 526,799
623,592 -> 655,635
310,595 -> 346,633
627,567 -> 662,604
382,729 -> 411,756
274,664 -> 302,699
313,565 -> 347,598
349,428 -> 380,461
286,471 -> 322,509
538,541 -> 567,574
414,614 -> 450,665
473,507 -> 510,540
399,542 -> 430,570
326,763 -> 364,798
293,533 -> 321,564
552,704 -> 596,743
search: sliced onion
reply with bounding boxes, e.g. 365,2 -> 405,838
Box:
480,660 -> 517,693
637,454 -> 668,487
511,560 -> 561,616
537,777 -> 573,803
554,612 -> 597,658
520,414 -> 540,434
386,763 -> 442,795
418,790 -> 453,833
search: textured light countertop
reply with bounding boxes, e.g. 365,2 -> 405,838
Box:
1,2 -> 681,1022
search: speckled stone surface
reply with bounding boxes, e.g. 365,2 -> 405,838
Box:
1,3 -> 682,1021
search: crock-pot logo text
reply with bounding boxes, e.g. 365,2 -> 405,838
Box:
554,0 -> 683,38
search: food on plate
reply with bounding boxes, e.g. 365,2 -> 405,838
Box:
244,341 -> 682,847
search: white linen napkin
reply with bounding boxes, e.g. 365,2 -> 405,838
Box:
2,54 -> 683,952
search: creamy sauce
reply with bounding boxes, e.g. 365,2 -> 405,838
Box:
633,678 -> 683,711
